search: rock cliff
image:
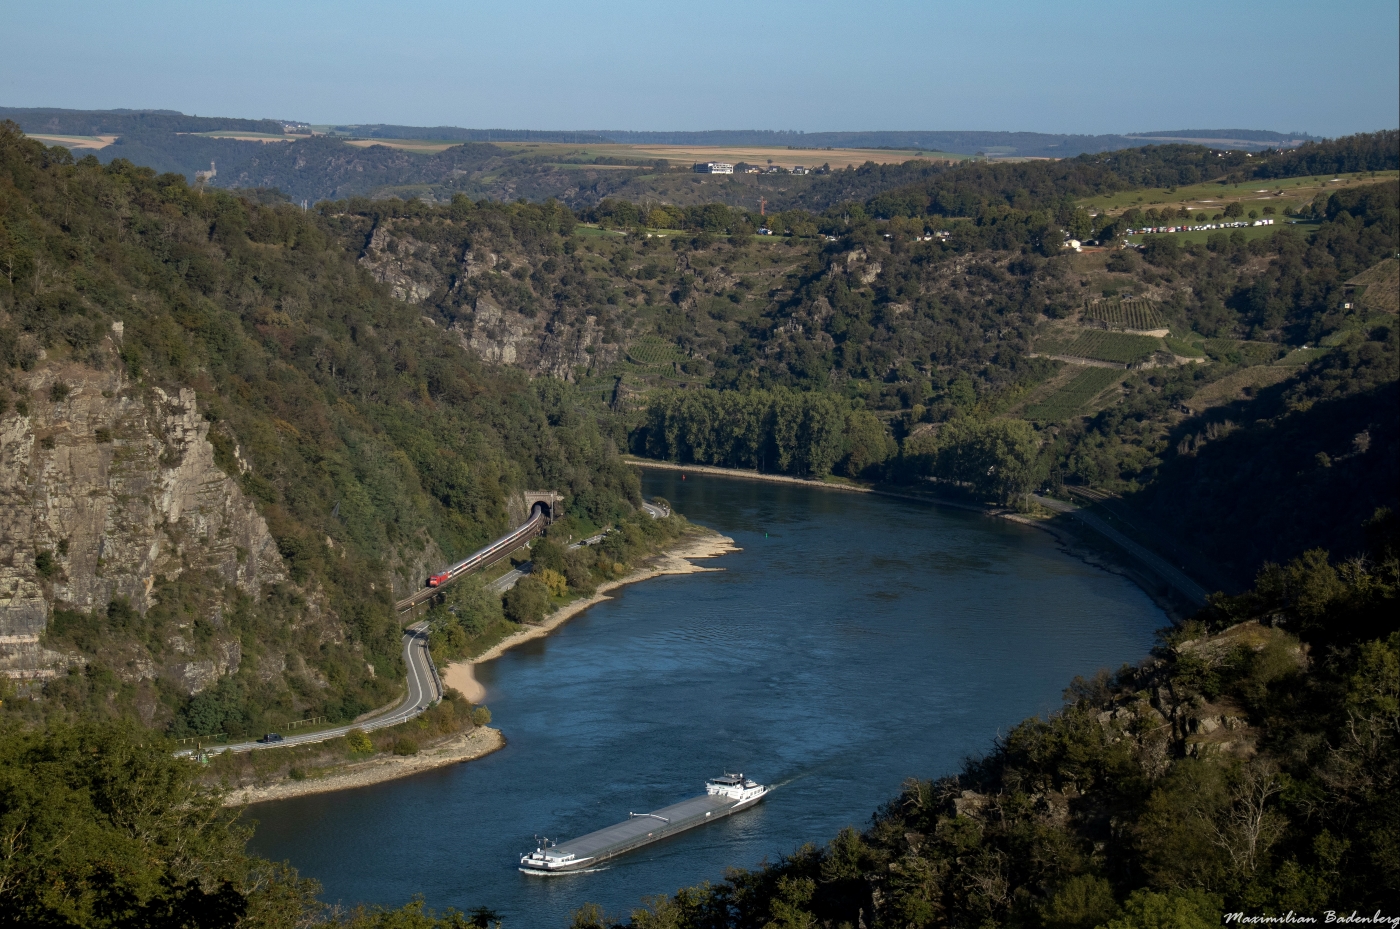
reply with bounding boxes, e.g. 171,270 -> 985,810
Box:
0,355 -> 285,686
355,219 -> 617,382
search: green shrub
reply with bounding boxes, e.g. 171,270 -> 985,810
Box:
392,737 -> 418,756
529,537 -> 566,573
33,550 -> 59,580
503,575 -> 550,624
1041,874 -> 1119,929
563,547 -> 597,594
345,728 -> 373,754
537,567 -> 568,597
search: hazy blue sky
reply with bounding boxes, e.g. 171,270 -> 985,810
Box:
5,0 -> 1397,136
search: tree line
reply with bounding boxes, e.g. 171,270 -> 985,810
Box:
633,387 -> 1044,504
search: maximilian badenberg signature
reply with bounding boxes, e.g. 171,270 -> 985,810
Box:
1224,913 -> 1399,927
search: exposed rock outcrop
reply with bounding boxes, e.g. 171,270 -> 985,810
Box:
351,219 -> 618,382
358,222 -> 438,304
0,360 -> 285,682
463,295 -> 532,366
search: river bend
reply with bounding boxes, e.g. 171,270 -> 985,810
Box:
249,472 -> 1166,925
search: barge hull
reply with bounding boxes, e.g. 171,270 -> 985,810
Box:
521,792 -> 762,873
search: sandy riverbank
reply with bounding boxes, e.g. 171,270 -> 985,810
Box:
624,457 -> 988,514
439,529 -> 740,701
440,661 -> 485,702
223,726 -> 505,807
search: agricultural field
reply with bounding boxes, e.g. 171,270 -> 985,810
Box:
343,138 -> 462,154
22,133 -> 116,150
1034,331 -> 1162,365
1023,367 -> 1125,421
1126,222 -> 1317,247
1082,298 -> 1165,331
1078,170 -> 1398,218
1163,336 -> 1207,358
1275,347 -> 1327,366
191,131 -> 298,143
1347,257 -> 1399,313
315,138 -> 966,169
490,141 -> 964,170
625,335 -> 689,370
1204,339 -> 1285,366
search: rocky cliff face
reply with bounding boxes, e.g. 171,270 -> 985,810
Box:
0,356 -> 285,687
358,222 -> 439,304
356,220 -> 618,382
458,294 -> 609,380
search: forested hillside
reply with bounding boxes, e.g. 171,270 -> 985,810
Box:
0,122 -> 642,739
8,108 -> 1368,215
0,106 -> 286,137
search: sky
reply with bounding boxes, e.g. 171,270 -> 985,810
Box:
4,0 -> 1397,137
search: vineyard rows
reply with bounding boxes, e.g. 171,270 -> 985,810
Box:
626,336 -> 686,368
1035,330 -> 1162,364
1204,339 -> 1285,366
1083,298 -> 1165,331
1025,368 -> 1124,421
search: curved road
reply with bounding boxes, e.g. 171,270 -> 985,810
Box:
178,619 -> 441,757
186,499 -> 669,756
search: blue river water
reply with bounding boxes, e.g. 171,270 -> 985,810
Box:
248,471 -> 1166,926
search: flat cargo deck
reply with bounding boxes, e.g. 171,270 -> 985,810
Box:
532,793 -> 743,869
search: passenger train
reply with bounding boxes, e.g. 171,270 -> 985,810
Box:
426,505 -> 548,587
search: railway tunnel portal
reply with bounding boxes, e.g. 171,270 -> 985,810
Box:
523,491 -> 563,522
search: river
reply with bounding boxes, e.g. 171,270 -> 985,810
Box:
248,471 -> 1167,926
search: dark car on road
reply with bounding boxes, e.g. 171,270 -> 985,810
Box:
258,733 -> 284,744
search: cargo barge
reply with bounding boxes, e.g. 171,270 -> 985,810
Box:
519,774 -> 768,874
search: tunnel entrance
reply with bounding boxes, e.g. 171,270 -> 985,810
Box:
523,491 -> 563,522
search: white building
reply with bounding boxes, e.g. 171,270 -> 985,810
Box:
693,162 -> 734,174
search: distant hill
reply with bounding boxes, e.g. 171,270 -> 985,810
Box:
0,106 -> 285,137
336,126 -> 1319,156
1,106 -> 1358,209
592,128 -> 1320,156
3,107 -> 1321,155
